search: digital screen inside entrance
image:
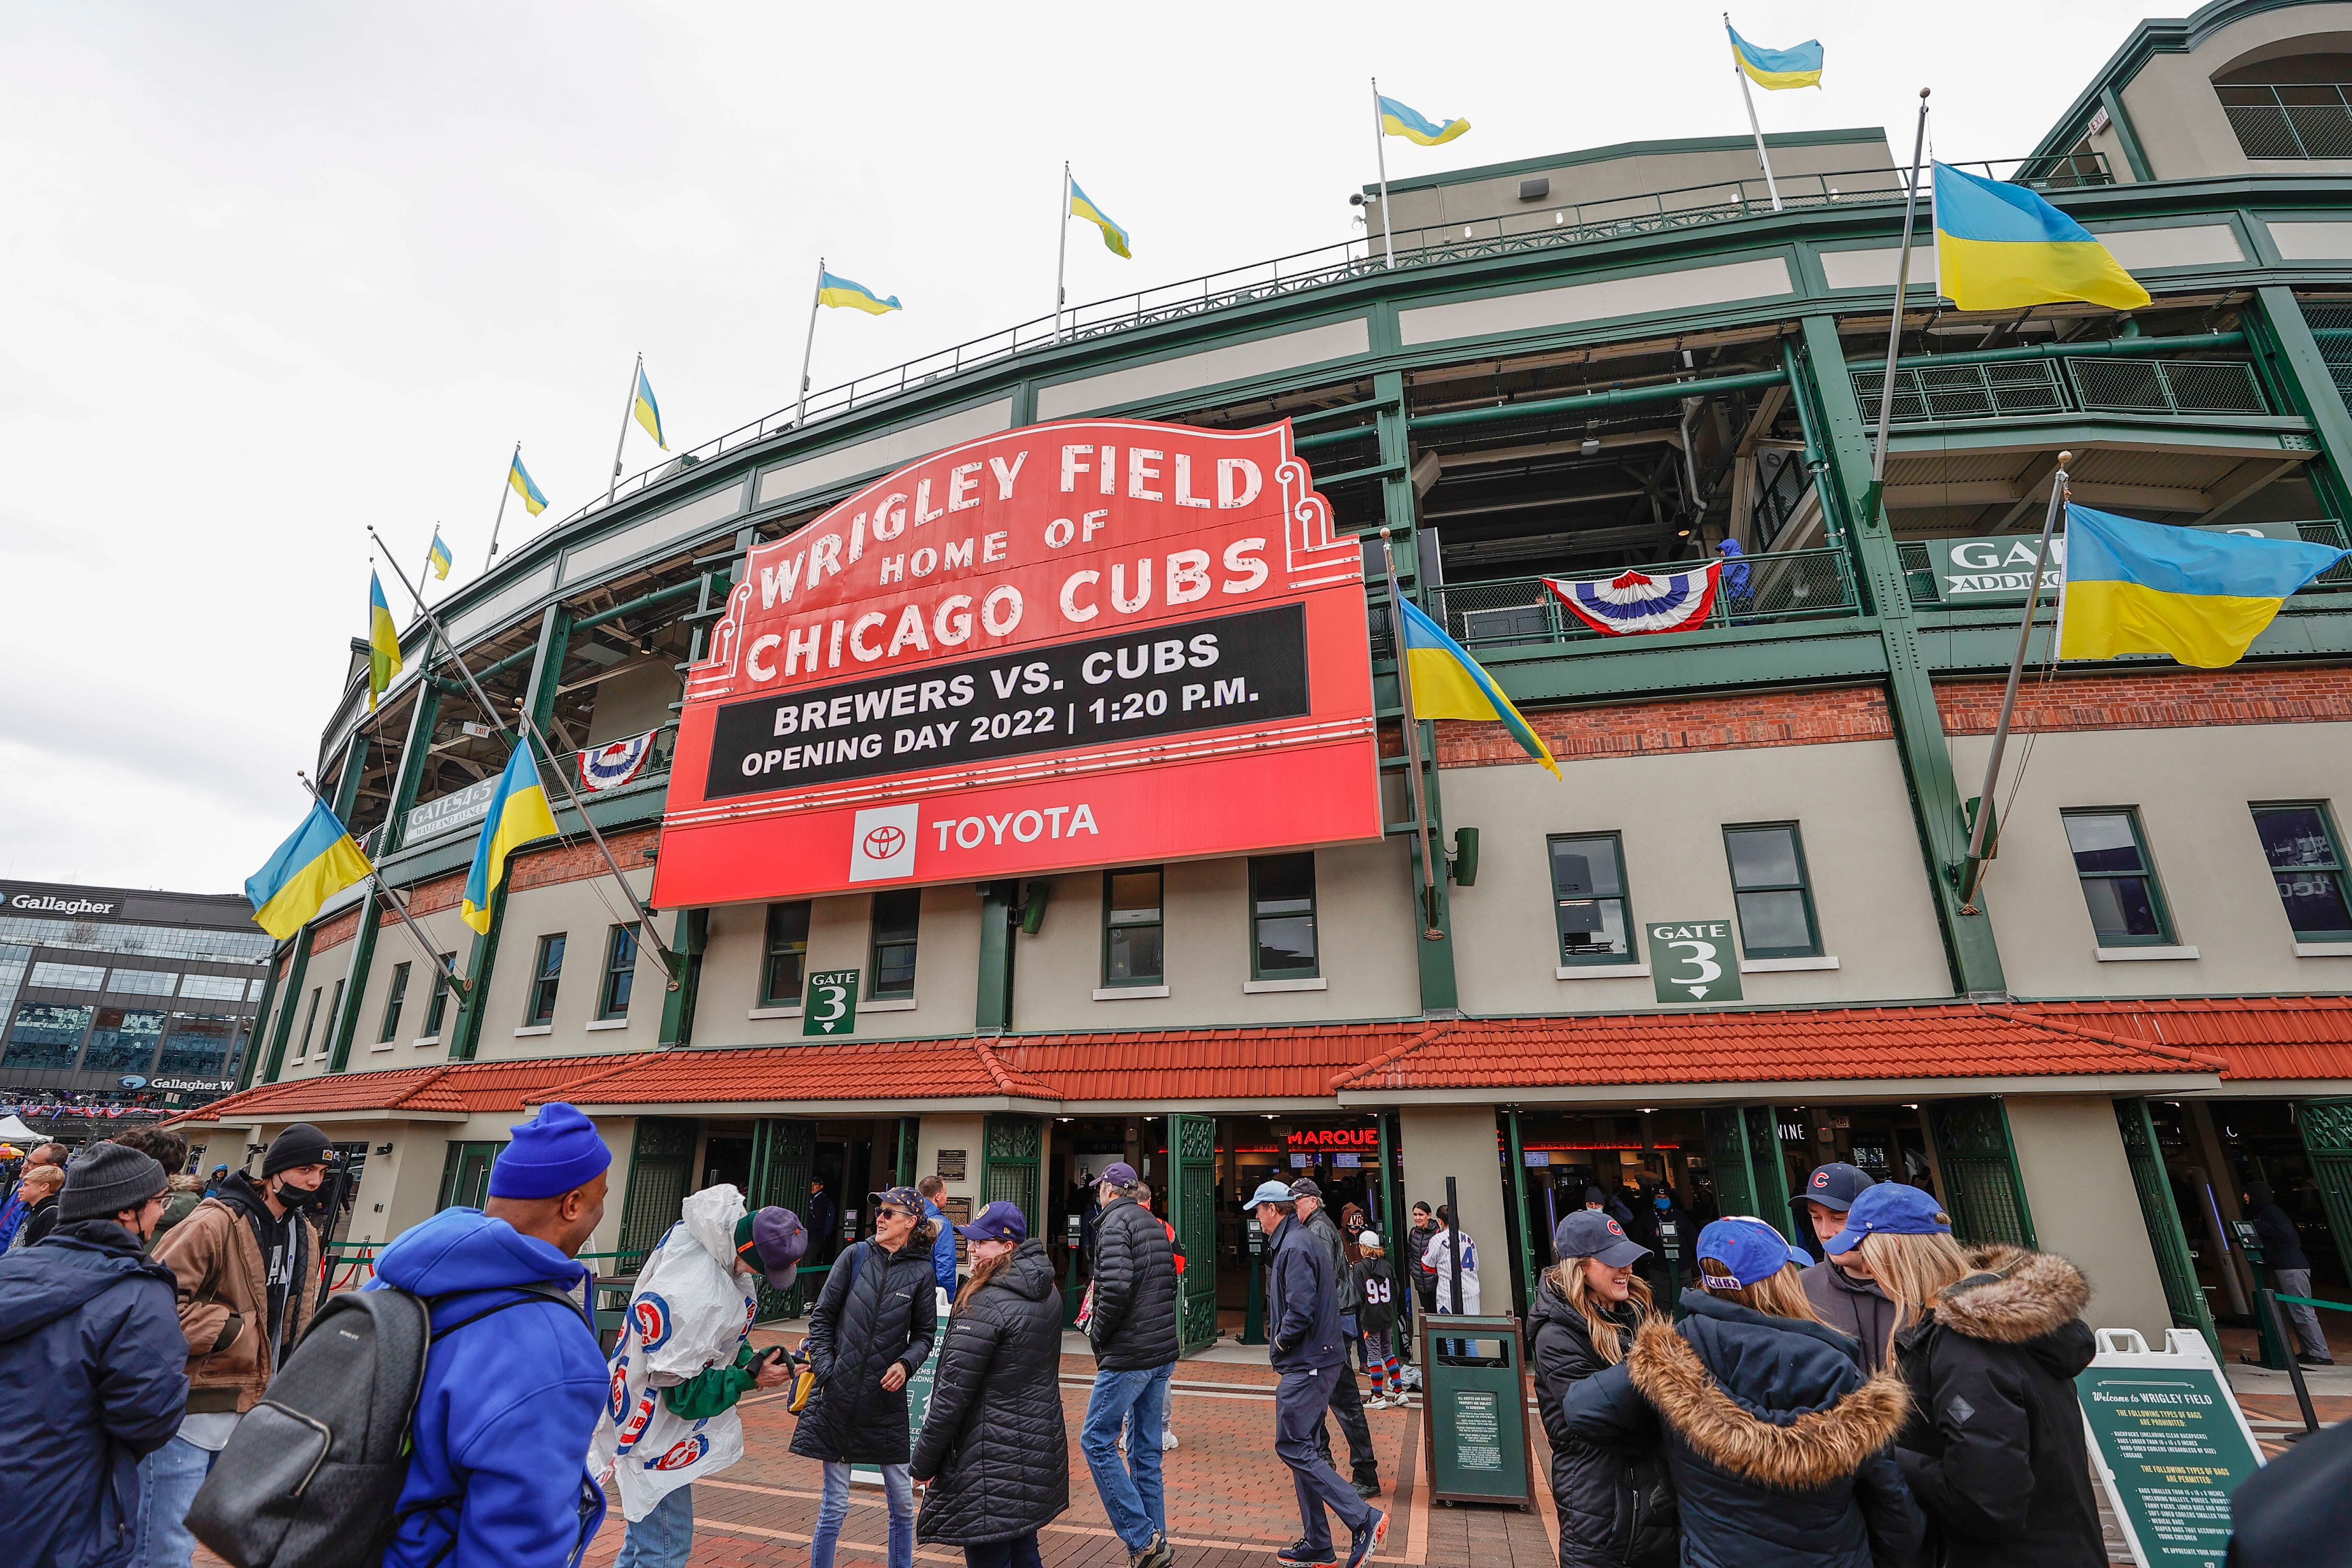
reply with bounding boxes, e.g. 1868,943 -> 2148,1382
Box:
652,416 -> 1383,904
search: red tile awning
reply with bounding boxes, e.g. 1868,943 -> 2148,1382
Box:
170,1057 -> 621,1125
530,1035 -> 1062,1110
2013,997 -> 2352,1083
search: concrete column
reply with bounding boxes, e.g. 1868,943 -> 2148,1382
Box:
1397,1105 -> 1514,1314
2004,1095 -> 2174,1341
2183,1100 -> 2257,1316
918,1113 -> 986,1217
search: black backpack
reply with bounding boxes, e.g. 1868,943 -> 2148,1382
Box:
187,1281 -> 584,1568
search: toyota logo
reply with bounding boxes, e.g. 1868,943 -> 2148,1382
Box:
863,826 -> 906,860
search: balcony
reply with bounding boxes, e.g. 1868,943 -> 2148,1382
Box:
1853,357 -> 2270,426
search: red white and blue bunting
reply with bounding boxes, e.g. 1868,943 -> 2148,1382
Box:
1542,560 -> 1721,637
580,730 -> 656,792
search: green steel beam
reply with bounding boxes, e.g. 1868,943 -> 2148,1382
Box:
381,676 -> 443,858
2249,287 -> 2352,527
573,576 -> 702,634
2101,85 -> 2155,184
258,931 -> 311,1087
658,907 -> 707,1046
322,893 -> 380,1074
1410,367 -> 1789,434
1882,330 -> 2244,371
976,880 -> 1018,1032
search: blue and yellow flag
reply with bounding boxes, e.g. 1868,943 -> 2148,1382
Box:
2058,505 -> 2348,668
1069,179 -> 1131,259
367,572 -> 402,712
426,528 -> 454,582
246,799 -> 374,940
1933,163 -> 2151,312
1397,597 -> 1559,776
817,271 -> 902,315
632,365 -> 666,449
1378,95 -> 1470,147
460,742 -> 562,932
509,451 -> 548,515
1727,24 -> 1823,90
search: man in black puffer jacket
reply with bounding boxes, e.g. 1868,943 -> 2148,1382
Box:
914,1202 -> 1069,1566
793,1185 -> 940,1568
1081,1162 -> 1178,1568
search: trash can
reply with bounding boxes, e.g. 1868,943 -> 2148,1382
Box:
1414,1313 -> 1535,1509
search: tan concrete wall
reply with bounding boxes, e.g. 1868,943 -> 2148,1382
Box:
1945,721 -> 2352,997
693,884 -> 981,1047
583,659 -> 681,746
917,1113 -> 987,1218
2118,5 -> 2352,181
1398,1104 -> 1515,1314
1009,844 -> 1423,1031
1380,135 -> 1896,232
474,871 -> 664,1062
2004,1096 -> 2174,1343
1442,740 -> 1954,1016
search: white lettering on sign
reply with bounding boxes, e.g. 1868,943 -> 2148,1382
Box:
932,803 -> 1099,850
8,893 -> 120,918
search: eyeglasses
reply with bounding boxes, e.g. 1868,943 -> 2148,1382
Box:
874,1206 -> 908,1221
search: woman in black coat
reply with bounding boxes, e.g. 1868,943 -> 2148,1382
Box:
912,1202 -> 1069,1568
1527,1212 -> 1676,1568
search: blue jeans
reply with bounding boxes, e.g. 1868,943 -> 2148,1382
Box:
811,1461 -> 913,1568
614,1483 -> 694,1568
133,1434 -> 216,1568
1082,1362 -> 1173,1550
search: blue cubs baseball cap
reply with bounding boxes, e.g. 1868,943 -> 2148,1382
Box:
1553,1209 -> 1650,1268
1694,1217 -> 1796,1290
955,1200 -> 1028,1243
1801,1162 -> 1875,1213
1728,1214 -> 1814,1269
1826,1181 -> 1952,1256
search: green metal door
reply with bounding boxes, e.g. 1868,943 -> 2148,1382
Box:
2298,1098 -> 2352,1279
1744,1106 -> 1796,1240
748,1117 -> 816,1319
2115,1098 -> 2221,1358
1168,1112 -> 1219,1354
617,1117 -> 700,1264
1704,1109 -> 1758,1217
982,1114 -> 1043,1236
436,1140 -> 501,1212
1926,1099 -> 2036,1248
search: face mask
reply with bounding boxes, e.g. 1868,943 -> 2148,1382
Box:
272,1178 -> 333,1213
1653,1195 -> 1669,1210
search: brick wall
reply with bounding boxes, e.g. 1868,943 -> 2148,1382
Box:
380,870 -> 469,922
312,906 -> 362,953
1934,667 -> 2352,734
507,826 -> 661,893
1436,687 -> 1893,767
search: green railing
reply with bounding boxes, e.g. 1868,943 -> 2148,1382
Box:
1854,358 -> 2270,425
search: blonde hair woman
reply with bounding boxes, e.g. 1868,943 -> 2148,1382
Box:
1526,1211 -> 1676,1568
1551,1218 -> 1920,1568
1829,1182 -> 2102,1568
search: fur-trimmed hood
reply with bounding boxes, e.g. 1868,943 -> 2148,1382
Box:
1627,1309 -> 1910,1491
1933,1246 -> 2090,1346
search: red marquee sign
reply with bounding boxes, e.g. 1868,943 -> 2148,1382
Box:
651,418 -> 1381,906
1286,1127 -> 1380,1151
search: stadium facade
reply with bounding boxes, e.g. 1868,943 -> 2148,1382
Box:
179,0 -> 2352,1350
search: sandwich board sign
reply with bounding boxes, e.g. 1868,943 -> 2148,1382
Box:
1646,919 -> 1743,1004
2076,1328 -> 2264,1567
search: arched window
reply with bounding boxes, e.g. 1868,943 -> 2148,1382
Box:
2215,50 -> 2352,159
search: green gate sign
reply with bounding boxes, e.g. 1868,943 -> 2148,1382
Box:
1646,919 -> 1743,1004
802,969 -> 860,1036
2076,1329 -> 2264,1568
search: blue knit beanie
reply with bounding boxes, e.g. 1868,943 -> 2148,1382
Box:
488,1102 -> 610,1200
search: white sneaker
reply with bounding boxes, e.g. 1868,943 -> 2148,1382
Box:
1160,1427 -> 1179,1450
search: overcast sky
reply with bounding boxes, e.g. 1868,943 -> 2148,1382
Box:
2,0 -> 2163,893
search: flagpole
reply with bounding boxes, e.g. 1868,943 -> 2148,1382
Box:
1728,15 -> 1784,213
1370,78 -> 1397,270
797,258 -> 825,426
485,441 -> 518,569
1864,89 -> 1932,523
1956,453 -> 2071,909
294,769 -> 468,996
1379,528 -> 1444,940
1055,162 -> 1071,345
608,351 -> 641,505
365,527 -> 678,973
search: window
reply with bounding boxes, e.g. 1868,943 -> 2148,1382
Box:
436,1140 -> 504,1211
29,961 -> 106,990
2063,810 -> 2173,946
1249,854 -> 1319,978
2252,803 -> 2352,941
295,986 -> 322,1060
1724,824 -> 1821,959
762,902 -> 812,1006
1549,834 -> 1633,963
421,953 -> 457,1039
323,981 -> 345,1054
1,1003 -> 95,1070
379,963 -> 411,1043
179,974 -> 247,1000
1103,868 -> 1165,986
158,1015 -> 238,1077
870,890 -> 920,999
83,1008 -> 165,1073
526,935 -> 566,1026
599,925 -> 639,1020
106,969 -> 179,996
2218,80 -> 2352,159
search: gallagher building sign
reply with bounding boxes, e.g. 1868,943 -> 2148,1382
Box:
653,418 -> 1380,904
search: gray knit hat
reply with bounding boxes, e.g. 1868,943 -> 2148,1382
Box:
59,1142 -> 169,1225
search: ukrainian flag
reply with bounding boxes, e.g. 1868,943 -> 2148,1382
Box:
2058,504 -> 2350,668
633,364 -> 666,449
1378,95 -> 1470,147
246,799 -> 374,940
1069,180 -> 1132,259
1933,163 -> 2152,312
509,452 -> 548,515
426,528 -> 454,582
1727,24 -> 1823,90
1396,597 -> 1559,776
367,572 -> 402,712
459,741 -> 561,932
817,271 -> 902,315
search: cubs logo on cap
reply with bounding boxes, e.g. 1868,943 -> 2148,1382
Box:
1812,1170 -> 1830,1188
1606,1218 -> 1624,1236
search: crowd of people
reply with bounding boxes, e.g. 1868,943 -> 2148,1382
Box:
0,1120 -> 2342,1568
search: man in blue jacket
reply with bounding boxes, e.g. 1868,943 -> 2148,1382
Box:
370,1102 -> 614,1568
917,1174 -> 958,1297
0,1140 -> 188,1568
1248,1180 -> 1386,1568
